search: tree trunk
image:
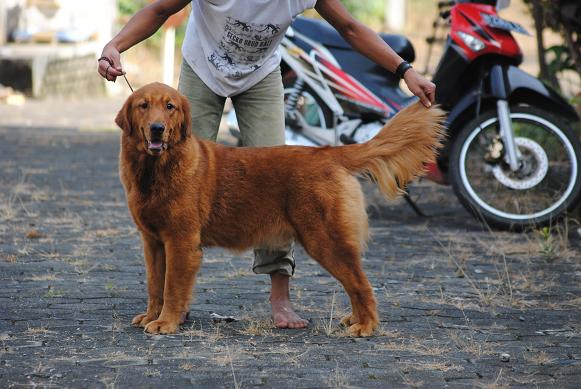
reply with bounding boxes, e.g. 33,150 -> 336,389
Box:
531,0 -> 560,89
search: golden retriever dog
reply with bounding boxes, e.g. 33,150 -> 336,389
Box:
115,82 -> 444,337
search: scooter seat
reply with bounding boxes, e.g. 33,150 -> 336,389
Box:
291,16 -> 415,63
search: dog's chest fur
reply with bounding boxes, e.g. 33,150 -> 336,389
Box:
121,150 -> 194,237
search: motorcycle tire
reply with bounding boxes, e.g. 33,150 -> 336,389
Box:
449,106 -> 581,230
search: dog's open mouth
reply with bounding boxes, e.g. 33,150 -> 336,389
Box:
147,140 -> 166,155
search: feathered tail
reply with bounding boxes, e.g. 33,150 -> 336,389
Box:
334,102 -> 446,198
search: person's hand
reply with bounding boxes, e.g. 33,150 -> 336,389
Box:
98,43 -> 125,82
403,69 -> 436,108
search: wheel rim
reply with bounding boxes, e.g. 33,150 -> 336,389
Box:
284,88 -> 326,128
459,113 -> 578,221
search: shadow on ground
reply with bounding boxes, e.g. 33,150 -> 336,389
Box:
0,127 -> 580,388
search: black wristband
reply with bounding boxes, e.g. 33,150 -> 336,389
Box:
395,61 -> 413,79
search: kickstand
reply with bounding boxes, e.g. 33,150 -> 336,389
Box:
403,193 -> 428,217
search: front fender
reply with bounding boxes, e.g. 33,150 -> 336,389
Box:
504,66 -> 579,122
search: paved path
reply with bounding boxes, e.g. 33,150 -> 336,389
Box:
0,125 -> 580,388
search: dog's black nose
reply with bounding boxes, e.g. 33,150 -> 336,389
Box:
150,123 -> 165,134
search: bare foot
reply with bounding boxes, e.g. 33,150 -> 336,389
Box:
271,298 -> 309,329
269,273 -> 308,329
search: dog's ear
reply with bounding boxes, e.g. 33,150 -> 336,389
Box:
180,94 -> 192,140
115,95 -> 133,135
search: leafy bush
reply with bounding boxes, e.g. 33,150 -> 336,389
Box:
342,0 -> 384,25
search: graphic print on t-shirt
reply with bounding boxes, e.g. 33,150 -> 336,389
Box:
208,17 -> 282,79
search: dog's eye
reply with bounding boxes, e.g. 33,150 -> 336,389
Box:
166,103 -> 175,110
139,102 -> 149,109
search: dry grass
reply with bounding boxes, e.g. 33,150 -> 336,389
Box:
0,253 -> 17,263
524,349 -> 555,366
326,363 -> 353,389
238,318 -> 275,337
377,337 -> 451,356
182,323 -> 225,343
25,274 -> 60,282
476,369 -> 510,389
44,287 -> 65,298
93,228 -> 123,238
0,193 -> 18,220
180,362 -> 195,371
398,360 -> 464,373
311,289 -> 351,337
225,263 -> 249,279
396,370 -> 424,389
144,368 -> 161,378
447,330 -> 493,358
426,224 -> 576,312
25,326 -> 52,335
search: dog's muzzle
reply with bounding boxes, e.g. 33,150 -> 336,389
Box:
147,123 -> 167,155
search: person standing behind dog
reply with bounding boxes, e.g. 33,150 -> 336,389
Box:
98,0 -> 436,330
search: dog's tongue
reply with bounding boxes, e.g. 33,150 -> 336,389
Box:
149,141 -> 163,150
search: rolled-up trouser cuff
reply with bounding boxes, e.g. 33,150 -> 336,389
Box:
252,245 -> 295,277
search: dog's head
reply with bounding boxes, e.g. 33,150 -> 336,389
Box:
115,82 -> 192,157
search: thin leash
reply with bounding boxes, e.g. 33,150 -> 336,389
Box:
98,56 -> 134,93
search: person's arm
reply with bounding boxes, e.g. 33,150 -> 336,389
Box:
98,0 -> 191,81
315,0 -> 435,107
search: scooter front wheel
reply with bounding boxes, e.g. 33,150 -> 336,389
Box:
449,106 -> 581,230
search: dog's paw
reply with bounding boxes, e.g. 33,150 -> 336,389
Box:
144,319 -> 179,335
131,312 -> 158,328
347,322 -> 376,337
340,314 -> 358,327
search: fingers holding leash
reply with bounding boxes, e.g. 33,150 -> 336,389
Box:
98,57 -> 124,82
97,46 -> 125,82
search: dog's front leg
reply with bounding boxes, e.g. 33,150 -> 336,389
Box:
132,233 -> 165,328
144,234 -> 201,334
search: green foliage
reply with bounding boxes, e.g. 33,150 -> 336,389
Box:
342,0 -> 384,25
116,0 -> 188,50
538,226 -> 557,262
523,0 -> 581,76
545,45 -> 576,74
118,0 -> 148,18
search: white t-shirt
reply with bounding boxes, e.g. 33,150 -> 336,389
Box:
182,0 -> 317,97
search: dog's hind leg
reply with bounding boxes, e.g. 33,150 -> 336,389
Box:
132,233 -> 165,328
144,234 -> 202,334
301,232 -> 378,336
291,188 -> 378,336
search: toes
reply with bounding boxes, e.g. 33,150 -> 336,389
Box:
132,313 -> 148,327
132,314 -> 145,327
347,323 -> 374,337
132,313 -> 158,328
274,319 -> 289,328
144,319 -> 179,334
340,314 -> 357,327
291,319 -> 309,329
274,316 -> 309,329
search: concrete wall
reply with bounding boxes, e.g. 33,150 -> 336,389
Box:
0,0 -> 116,46
0,1 -> 117,97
